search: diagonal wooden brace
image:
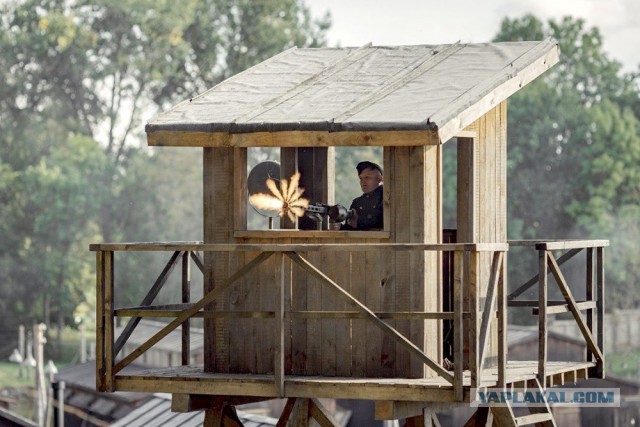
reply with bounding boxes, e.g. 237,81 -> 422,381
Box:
286,251 -> 454,384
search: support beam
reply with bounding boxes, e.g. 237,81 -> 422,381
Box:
113,251 -> 274,374
286,251 -> 454,383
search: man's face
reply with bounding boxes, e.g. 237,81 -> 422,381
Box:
358,167 -> 383,194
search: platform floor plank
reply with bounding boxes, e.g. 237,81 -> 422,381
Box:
113,361 -> 596,403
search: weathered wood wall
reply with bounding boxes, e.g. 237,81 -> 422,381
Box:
203,143 -> 441,378
456,101 -> 507,370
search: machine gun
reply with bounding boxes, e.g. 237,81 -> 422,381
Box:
305,203 -> 353,229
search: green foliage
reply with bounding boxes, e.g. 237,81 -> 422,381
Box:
0,0 -> 330,354
494,15 -> 640,308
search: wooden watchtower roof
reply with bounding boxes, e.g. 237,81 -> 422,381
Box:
146,38 -> 559,147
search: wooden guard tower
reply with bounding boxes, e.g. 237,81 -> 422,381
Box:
92,39 -> 610,426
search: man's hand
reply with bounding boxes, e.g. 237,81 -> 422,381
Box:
346,209 -> 358,229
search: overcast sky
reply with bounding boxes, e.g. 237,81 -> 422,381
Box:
308,0 -> 639,73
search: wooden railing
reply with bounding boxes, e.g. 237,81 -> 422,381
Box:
92,242 -> 509,401
507,239 -> 609,387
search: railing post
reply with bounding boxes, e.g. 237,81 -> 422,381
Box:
467,250 -> 480,388
538,250 -> 547,388
586,248 -> 594,362
596,247 -> 605,377
104,250 -> 115,392
453,250 -> 464,401
497,250 -> 507,388
182,251 -> 191,365
275,252 -> 286,397
96,251 -> 105,391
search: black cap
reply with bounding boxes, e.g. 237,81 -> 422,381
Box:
356,161 -> 383,175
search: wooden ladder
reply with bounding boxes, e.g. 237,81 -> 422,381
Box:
465,380 -> 557,427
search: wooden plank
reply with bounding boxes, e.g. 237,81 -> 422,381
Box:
596,247 -> 605,377
233,148 -> 247,232
255,241 -> 276,375
536,240 -> 609,250
203,147 -> 216,372
113,309 -> 460,320
306,248 -> 323,376
104,251 -> 114,392
182,251 -> 191,365
227,245 -> 246,372
215,147 -> 235,373
478,252 -> 502,372
393,146 -> 411,377
147,129 -> 441,148
286,252 -> 454,383
95,251 -> 105,391
457,136 -> 476,243
366,248 -> 385,376
90,241 -> 507,253
114,251 -> 183,356
321,248 -> 337,376
309,398 -> 340,427
508,248 -> 582,300
350,248 -> 368,377
383,147 -> 392,232
291,249 -> 308,375
538,250 -> 548,388
586,248 -> 594,362
291,398 -> 310,427
276,398 -> 297,427
436,143 -> 444,368
415,145 -> 439,378
234,230 -> 391,239
334,251 -> 352,377
171,394 -> 270,412
112,251 -> 274,375
191,251 -> 205,274
274,253 -> 285,396
547,253 -> 604,362
498,252 -> 507,388
467,251 -> 480,388
531,301 -> 597,315
453,251 -> 464,401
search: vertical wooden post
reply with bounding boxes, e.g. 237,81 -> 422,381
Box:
453,250 -> 464,401
204,147 -> 240,372
596,247 -> 605,377
468,250 -> 480,388
281,148 -> 298,229
275,252 -> 285,397
497,250 -> 507,388
182,251 -> 191,365
96,251 -> 105,391
586,248 -> 594,362
457,137 -> 477,243
103,250 -> 115,391
538,250 -> 548,388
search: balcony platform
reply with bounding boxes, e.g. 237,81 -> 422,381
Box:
114,360 -> 597,403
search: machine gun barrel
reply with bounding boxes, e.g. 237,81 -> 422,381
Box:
305,203 -> 352,223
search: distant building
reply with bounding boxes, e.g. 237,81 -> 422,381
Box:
508,324 -> 586,361
115,319 -> 204,367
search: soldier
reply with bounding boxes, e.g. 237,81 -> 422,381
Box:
340,161 -> 384,230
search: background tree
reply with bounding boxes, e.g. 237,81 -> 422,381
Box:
0,0 -> 330,355
493,15 -> 640,309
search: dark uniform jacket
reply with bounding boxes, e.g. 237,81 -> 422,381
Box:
341,185 -> 383,230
